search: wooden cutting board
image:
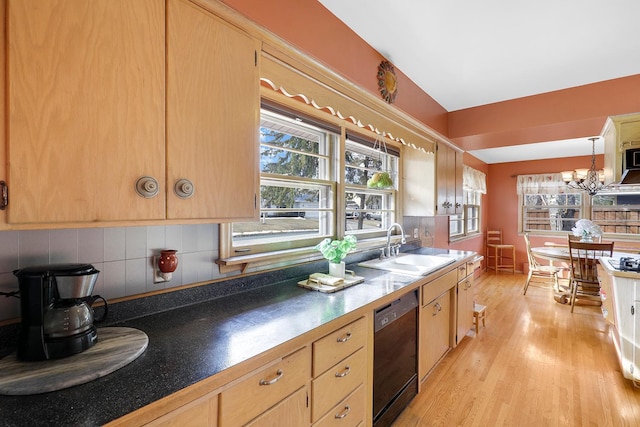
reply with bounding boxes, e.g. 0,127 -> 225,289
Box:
0,326 -> 148,395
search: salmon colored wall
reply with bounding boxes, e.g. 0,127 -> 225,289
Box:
449,74 -> 640,151
487,154 -> 602,271
221,0 -> 449,135
220,0 -> 640,258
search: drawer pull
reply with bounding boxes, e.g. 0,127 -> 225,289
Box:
335,365 -> 351,378
336,332 -> 352,343
335,405 -> 351,419
259,369 -> 283,386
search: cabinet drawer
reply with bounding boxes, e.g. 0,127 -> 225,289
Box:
313,317 -> 367,377
313,384 -> 365,427
219,346 -> 310,426
422,269 -> 456,306
312,348 -> 366,421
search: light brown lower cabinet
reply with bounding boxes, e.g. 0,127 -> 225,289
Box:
313,384 -> 365,427
145,390 -> 218,426
245,386 -> 309,427
219,346 -> 310,426
419,290 -> 451,378
311,317 -> 368,425
419,268 -> 456,380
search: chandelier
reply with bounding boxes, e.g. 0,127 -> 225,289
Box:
561,137 -> 605,196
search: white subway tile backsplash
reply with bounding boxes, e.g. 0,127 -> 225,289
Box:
125,258 -> 147,296
165,225 -> 183,253
125,227 -> 147,259
146,226 -> 166,258
197,224 -> 215,252
50,229 -> 79,264
104,228 -> 126,261
0,231 -> 19,273
181,252 -> 198,285
182,225 -> 199,253
0,223 -> 220,322
102,260 -> 126,300
78,228 -> 105,264
19,230 -> 50,267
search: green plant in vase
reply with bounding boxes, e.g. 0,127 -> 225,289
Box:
315,236 -> 357,277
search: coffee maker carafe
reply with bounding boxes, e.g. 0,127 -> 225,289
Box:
14,263 -> 106,361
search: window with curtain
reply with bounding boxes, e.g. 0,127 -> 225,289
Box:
518,173 -> 582,233
451,165 -> 486,238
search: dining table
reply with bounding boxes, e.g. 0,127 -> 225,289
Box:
531,245 -> 634,304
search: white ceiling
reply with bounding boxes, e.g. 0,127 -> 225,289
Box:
317,0 -> 640,163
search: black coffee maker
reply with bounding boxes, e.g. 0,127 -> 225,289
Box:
14,263 -> 107,361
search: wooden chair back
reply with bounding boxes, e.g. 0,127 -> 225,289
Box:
568,241 -> 614,285
486,230 -> 502,246
523,233 -> 540,269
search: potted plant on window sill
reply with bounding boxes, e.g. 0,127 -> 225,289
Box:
315,235 -> 357,278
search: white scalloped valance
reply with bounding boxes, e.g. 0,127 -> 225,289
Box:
517,173 -> 567,194
463,165 -> 486,194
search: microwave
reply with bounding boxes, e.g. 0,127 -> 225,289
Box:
625,148 -> 640,170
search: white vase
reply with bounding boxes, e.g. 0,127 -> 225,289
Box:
328,261 -> 345,278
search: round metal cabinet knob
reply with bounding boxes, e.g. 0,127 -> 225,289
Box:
174,179 -> 194,199
135,176 -> 159,198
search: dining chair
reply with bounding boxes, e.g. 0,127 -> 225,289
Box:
568,234 -> 602,243
523,233 -> 561,295
486,229 -> 515,274
567,240 -> 614,312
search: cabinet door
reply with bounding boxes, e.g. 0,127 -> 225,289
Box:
420,291 -> 451,378
8,0 -> 165,223
402,147 -> 435,216
435,143 -> 463,215
167,0 -> 260,220
145,392 -> 218,427
245,387 -> 309,427
456,275 -> 474,344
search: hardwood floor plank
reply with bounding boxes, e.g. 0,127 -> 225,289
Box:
393,272 -> 640,426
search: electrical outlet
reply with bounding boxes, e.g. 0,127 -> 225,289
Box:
413,228 -> 419,239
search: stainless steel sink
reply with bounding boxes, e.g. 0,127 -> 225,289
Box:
358,253 -> 456,276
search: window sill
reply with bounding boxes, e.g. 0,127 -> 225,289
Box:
217,236 -> 402,274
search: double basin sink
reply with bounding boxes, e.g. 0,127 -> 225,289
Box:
359,253 -> 456,276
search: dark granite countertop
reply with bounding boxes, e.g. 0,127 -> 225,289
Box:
0,247 -> 475,426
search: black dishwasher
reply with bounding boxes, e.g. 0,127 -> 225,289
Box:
373,289 -> 419,427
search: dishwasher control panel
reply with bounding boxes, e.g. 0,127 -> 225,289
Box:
374,289 -> 418,332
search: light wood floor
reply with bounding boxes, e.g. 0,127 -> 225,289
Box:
393,272 -> 640,426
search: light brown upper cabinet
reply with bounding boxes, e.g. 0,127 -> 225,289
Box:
436,142 -> 463,215
7,0 -> 166,224
166,0 -> 260,220
5,0 -> 260,226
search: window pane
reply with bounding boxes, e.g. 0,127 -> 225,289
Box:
232,108 -> 335,251
345,191 -> 388,231
344,137 -> 398,236
260,113 -> 328,179
592,192 -> 640,235
522,193 -> 582,232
